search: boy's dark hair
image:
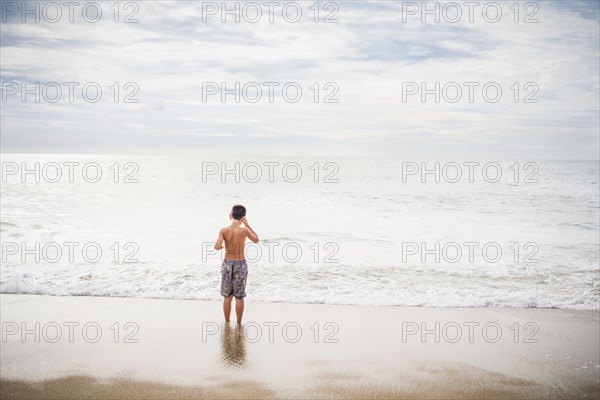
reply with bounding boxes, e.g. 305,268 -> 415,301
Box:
231,204 -> 246,220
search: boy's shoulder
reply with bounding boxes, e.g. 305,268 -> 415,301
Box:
220,226 -> 246,232
221,225 -> 248,234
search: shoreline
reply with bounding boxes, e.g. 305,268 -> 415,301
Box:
1,291 -> 596,311
1,294 -> 599,399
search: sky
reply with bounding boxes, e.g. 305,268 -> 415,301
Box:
0,0 -> 599,158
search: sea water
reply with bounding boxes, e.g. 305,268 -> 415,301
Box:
1,154 -> 598,309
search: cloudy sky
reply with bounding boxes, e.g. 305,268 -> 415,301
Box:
1,0 -> 598,158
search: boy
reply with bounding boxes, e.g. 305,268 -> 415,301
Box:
214,204 -> 259,323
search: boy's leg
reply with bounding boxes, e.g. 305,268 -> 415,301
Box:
223,296 -> 233,322
235,297 -> 244,323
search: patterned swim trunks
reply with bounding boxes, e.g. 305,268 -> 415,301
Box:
220,259 -> 248,298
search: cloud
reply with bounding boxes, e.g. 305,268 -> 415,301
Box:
1,0 -> 598,158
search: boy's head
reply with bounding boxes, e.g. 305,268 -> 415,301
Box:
231,204 -> 247,220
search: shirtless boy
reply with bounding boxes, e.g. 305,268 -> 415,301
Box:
214,204 -> 259,323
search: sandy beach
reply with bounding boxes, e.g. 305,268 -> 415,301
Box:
0,294 -> 598,399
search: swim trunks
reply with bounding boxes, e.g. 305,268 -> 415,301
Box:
220,259 -> 248,298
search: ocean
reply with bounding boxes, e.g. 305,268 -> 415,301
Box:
1,154 -> 598,309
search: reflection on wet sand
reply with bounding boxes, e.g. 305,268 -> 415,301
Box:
220,323 -> 246,368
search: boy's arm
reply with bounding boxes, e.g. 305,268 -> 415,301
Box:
242,218 -> 259,243
214,228 -> 225,250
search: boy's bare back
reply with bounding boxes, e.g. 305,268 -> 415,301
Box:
221,222 -> 250,260
214,216 -> 259,261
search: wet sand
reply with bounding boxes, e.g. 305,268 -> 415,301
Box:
1,294 -> 598,399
